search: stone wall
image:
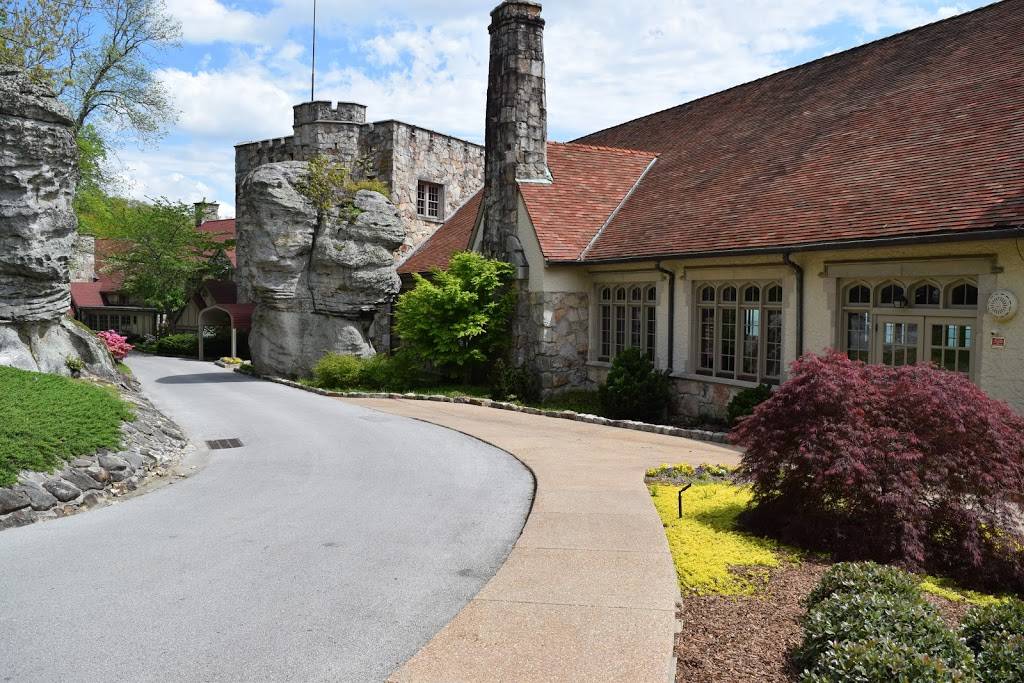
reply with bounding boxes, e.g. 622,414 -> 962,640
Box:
237,161 -> 405,378
370,121 -> 484,255
69,234 -> 96,282
235,101 -> 484,265
0,66 -> 116,378
515,290 -> 592,394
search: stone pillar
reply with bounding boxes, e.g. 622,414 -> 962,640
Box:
481,0 -> 550,264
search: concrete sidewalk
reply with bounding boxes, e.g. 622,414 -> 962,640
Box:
343,398 -> 742,683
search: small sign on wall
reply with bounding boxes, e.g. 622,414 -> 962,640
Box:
991,336 -> 1007,349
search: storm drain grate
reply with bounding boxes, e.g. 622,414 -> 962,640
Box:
206,438 -> 244,450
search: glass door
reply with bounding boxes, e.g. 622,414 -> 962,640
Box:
927,318 -> 974,376
875,315 -> 924,367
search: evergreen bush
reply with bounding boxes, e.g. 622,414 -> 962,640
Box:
805,561 -> 922,610
725,383 -> 773,424
598,348 -> 671,422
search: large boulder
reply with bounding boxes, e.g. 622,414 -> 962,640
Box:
0,66 -> 78,321
0,66 -> 117,379
237,161 -> 405,378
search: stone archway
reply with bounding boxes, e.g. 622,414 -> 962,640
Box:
197,304 -> 254,360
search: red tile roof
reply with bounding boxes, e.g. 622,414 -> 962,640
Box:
574,0 -> 1024,261
399,191 -> 482,274
199,218 -> 237,266
70,281 -> 104,308
520,143 -> 656,261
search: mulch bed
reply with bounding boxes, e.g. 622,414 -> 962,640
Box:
675,560 -> 973,682
675,560 -> 829,682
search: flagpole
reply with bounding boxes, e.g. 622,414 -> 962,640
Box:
310,0 -> 317,101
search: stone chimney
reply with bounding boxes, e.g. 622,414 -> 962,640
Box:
481,0 -> 550,265
194,200 -> 219,226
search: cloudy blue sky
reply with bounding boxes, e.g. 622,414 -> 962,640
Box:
121,0 -> 989,217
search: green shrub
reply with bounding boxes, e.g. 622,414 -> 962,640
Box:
975,634 -> 1024,683
801,638 -> 976,682
347,179 -> 390,196
358,350 -> 428,392
795,592 -> 973,673
394,252 -> 516,377
726,383 -> 773,424
150,333 -> 198,356
598,348 -> 671,422
489,359 -> 541,403
806,561 -> 922,610
961,598 -> 1024,653
313,353 -> 365,390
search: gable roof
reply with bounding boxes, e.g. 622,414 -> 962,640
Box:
520,143 -> 656,261
399,191 -> 482,275
397,142 -> 655,273
574,0 -> 1024,261
70,281 -> 104,308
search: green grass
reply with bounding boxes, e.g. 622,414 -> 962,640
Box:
0,366 -> 134,486
650,482 -> 788,595
116,361 -> 132,375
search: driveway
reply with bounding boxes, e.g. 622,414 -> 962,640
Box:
0,355 -> 532,683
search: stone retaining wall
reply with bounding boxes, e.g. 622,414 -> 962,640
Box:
0,387 -> 193,531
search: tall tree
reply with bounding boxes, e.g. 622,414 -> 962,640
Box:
0,0 -> 180,140
101,199 -> 234,332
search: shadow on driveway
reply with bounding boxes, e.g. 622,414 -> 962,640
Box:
155,372 -> 259,384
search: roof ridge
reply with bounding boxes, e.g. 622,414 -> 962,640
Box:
573,0 -> 1010,144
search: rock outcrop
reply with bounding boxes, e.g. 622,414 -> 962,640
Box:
0,66 -> 117,378
237,161 -> 405,378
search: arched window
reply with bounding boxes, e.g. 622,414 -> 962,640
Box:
911,282 -> 940,306
948,281 -> 978,308
847,284 -> 870,306
878,282 -> 906,307
696,281 -> 783,382
596,283 -> 658,362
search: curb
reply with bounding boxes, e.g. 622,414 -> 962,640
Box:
239,369 -> 732,445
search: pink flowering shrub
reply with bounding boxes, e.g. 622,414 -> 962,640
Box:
97,330 -> 133,361
732,351 -> 1024,593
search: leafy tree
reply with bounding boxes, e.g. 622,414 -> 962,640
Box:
74,124 -> 128,235
394,251 -> 516,378
0,0 -> 180,139
99,198 -> 234,332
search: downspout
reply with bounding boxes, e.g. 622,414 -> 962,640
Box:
655,261 -> 675,370
783,252 -> 804,357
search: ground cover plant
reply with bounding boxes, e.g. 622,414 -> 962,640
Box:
732,351 -> 1024,594
0,366 -> 133,486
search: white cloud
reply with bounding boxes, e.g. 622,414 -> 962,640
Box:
135,0 -> 986,209
117,144 -> 237,217
165,0 -> 281,44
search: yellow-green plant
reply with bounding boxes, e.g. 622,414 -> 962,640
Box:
650,482 -> 785,595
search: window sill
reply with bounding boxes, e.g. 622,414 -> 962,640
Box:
669,372 -> 768,389
415,214 -> 445,224
586,360 -> 613,369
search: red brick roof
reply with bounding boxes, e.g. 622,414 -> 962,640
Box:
520,143 -> 656,260
574,0 -> 1024,261
399,191 -> 482,274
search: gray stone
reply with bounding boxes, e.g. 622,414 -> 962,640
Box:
60,469 -> 104,491
238,162 -> 406,378
14,482 -> 58,511
122,452 -> 145,470
43,478 -> 81,502
0,489 -> 31,514
0,509 -> 35,530
98,454 -> 130,472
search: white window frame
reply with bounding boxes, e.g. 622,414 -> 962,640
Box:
839,277 -> 980,378
595,284 -> 658,363
416,180 -> 444,220
693,280 -> 784,384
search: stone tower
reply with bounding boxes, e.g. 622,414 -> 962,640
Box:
481,0 -> 550,265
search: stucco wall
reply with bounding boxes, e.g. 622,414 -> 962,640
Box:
527,237 -> 1024,417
